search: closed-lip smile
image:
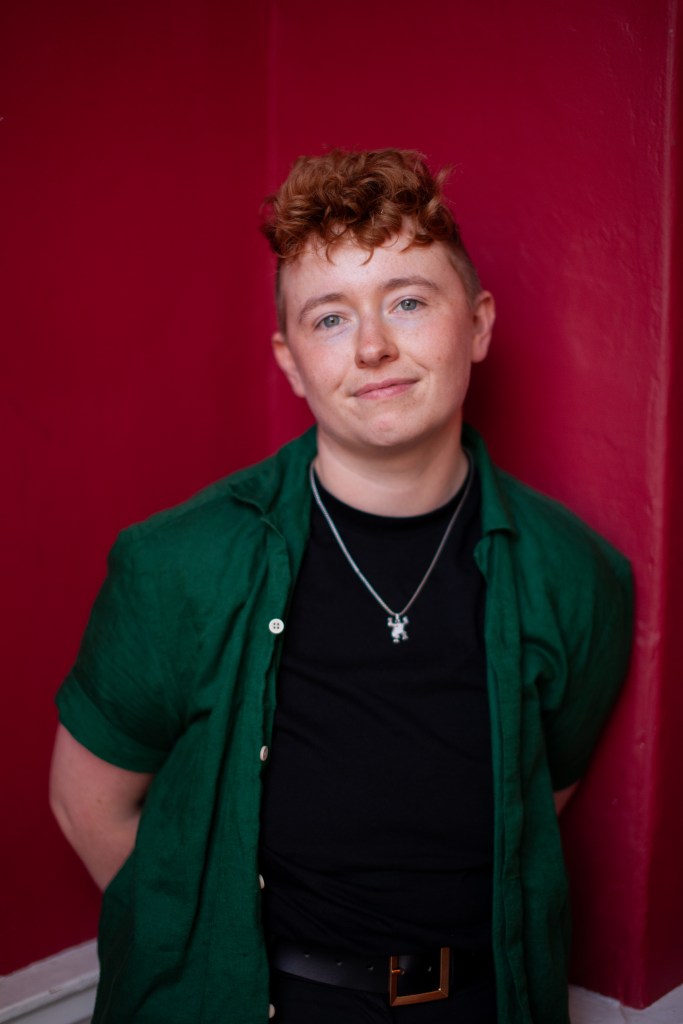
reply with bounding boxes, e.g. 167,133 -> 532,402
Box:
354,377 -> 417,399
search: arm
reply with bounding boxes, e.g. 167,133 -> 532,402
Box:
553,782 -> 579,815
49,724 -> 154,890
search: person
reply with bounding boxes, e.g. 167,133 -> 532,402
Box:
49,148 -> 633,1024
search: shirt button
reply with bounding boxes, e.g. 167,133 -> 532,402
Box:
259,745 -> 269,762
268,1005 -> 276,1019
269,618 -> 284,634
259,873 -> 265,890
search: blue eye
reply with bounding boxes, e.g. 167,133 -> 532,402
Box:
398,298 -> 420,312
319,314 -> 342,329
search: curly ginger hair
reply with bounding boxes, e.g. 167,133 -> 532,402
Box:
260,148 -> 481,329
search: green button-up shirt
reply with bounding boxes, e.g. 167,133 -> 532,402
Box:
57,425 -> 633,1023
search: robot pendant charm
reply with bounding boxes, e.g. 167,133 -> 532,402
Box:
387,614 -> 409,643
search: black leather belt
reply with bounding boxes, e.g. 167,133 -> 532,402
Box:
271,939 -> 493,1006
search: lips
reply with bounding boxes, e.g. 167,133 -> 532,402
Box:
354,377 -> 417,398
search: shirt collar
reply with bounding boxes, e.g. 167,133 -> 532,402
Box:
462,423 -> 517,537
228,423 -> 515,537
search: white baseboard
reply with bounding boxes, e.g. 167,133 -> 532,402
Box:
570,982 -> 683,1023
0,942 -> 97,1024
1,941 -> 682,1024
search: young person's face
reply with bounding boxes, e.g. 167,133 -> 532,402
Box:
273,226 -> 494,462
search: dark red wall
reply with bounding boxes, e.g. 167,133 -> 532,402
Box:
2,0 -> 680,1008
0,0 -> 274,970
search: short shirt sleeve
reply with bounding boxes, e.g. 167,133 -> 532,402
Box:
540,544 -> 634,791
56,529 -> 185,773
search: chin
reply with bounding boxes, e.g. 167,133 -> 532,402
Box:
359,428 -> 428,452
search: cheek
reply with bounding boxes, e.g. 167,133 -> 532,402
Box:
432,339 -> 468,371
299,352 -> 344,391
292,369 -> 339,415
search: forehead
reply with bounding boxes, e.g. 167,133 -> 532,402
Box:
279,232 -> 464,309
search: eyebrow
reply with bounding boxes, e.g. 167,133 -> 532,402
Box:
297,292 -> 346,325
296,277 -> 441,325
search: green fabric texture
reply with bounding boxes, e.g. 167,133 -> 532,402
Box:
56,425 -> 633,1023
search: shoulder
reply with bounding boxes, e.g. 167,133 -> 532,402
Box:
464,424 -> 632,602
113,429 -> 316,571
498,469 -> 630,579
499,470 -> 632,597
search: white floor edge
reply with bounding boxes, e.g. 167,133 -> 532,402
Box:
1,940 -> 682,1023
570,982 -> 683,1024
0,942 -> 98,1024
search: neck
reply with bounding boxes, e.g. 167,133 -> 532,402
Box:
314,430 -> 469,517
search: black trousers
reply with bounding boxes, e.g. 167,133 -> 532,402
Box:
270,968 -> 497,1023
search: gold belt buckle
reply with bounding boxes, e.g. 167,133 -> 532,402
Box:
388,946 -> 450,1006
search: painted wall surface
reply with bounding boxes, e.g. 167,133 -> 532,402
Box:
1,0 -> 679,1009
0,0 -> 274,971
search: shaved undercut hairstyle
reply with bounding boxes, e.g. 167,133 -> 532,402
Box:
260,147 -> 482,332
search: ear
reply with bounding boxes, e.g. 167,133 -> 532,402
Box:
470,291 -> 496,364
272,331 -> 306,398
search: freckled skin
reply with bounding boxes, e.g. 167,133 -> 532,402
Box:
272,227 -> 495,513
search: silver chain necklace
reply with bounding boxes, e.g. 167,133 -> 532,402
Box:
309,455 -> 473,644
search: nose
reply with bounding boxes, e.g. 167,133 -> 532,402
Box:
354,314 -> 399,367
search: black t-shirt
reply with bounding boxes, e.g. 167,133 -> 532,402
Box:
260,465 -> 493,954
